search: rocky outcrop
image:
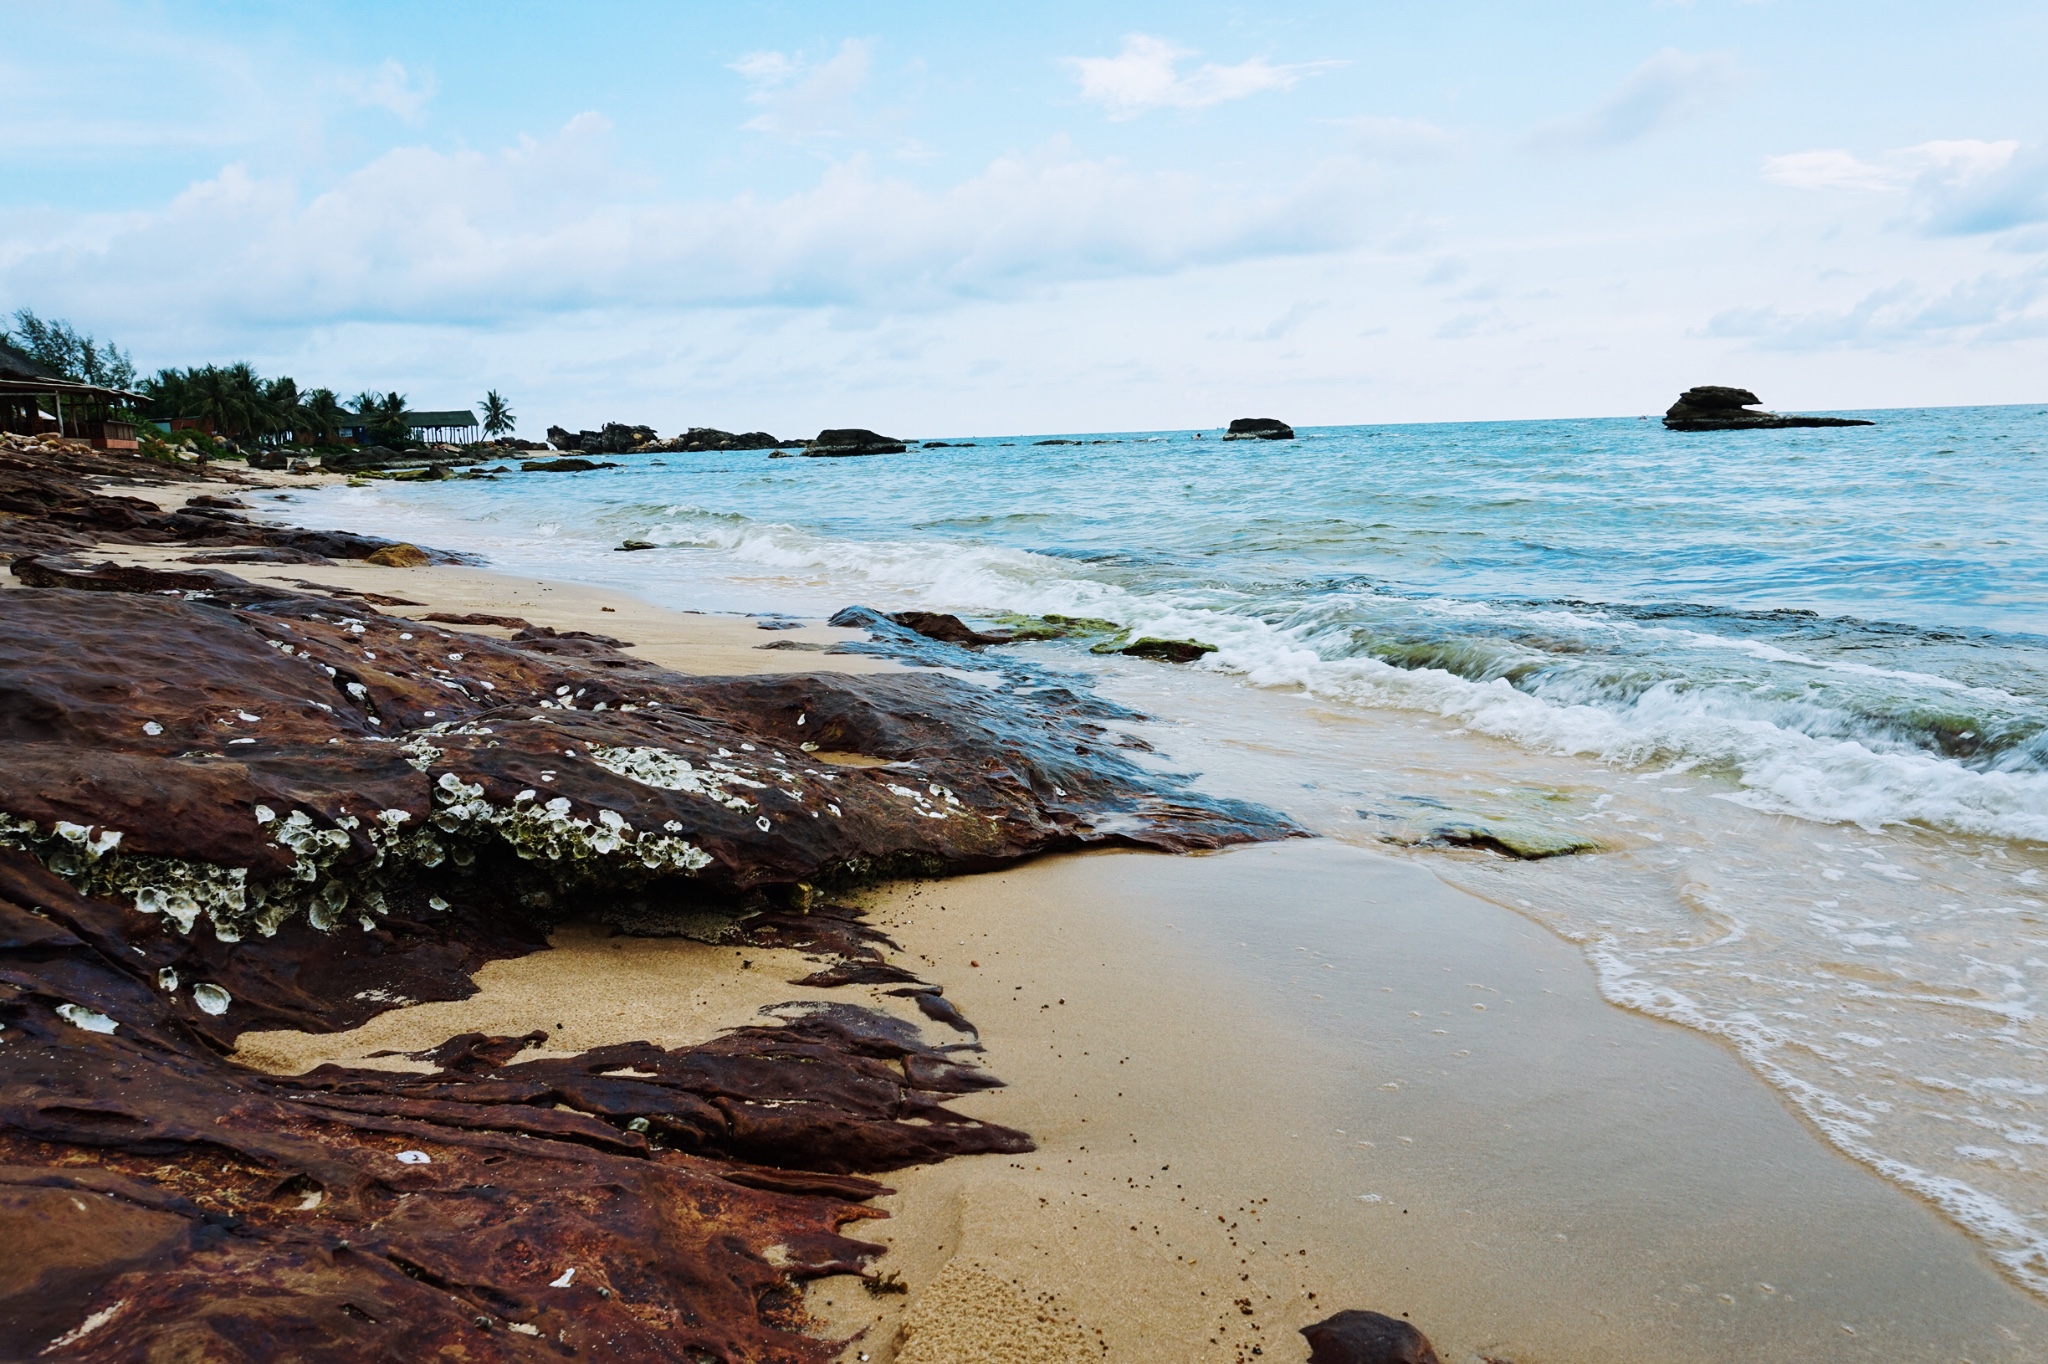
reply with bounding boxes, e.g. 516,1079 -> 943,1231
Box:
1662,387 -> 1874,431
1224,417 -> 1295,440
319,445 -> 427,473
0,434 -> 1296,1356
546,423 -> 656,454
639,428 -> 797,453
773,428 -> 907,459
0,434 -> 464,565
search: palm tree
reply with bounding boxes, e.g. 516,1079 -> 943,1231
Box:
188,366 -> 239,437
349,391 -> 383,444
263,375 -> 302,445
372,390 -> 410,446
480,389 -> 514,438
139,368 -> 195,424
302,388 -> 346,445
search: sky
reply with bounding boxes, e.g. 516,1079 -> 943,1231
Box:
2,0 -> 2044,435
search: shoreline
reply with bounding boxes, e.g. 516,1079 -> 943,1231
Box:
8,447 -> 2048,1359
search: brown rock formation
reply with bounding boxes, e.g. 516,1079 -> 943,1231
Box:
0,435 -> 1294,1358
1662,386 -> 1874,431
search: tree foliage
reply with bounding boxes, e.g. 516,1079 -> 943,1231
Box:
480,389 -> 515,436
3,309 -> 137,388
6,311 -> 505,450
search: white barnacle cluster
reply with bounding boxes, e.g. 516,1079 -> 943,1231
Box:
397,735 -> 446,773
585,745 -> 768,813
885,781 -> 960,821
132,861 -> 251,936
0,812 -> 250,937
427,772 -> 713,873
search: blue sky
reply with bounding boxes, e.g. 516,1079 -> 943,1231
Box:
3,1 -> 2044,434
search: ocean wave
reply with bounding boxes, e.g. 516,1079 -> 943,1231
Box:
307,487 -> 2048,845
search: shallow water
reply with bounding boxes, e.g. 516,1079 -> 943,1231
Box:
289,403 -> 2048,1292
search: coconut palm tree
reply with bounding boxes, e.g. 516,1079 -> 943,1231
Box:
263,375 -> 302,444
480,389 -> 514,438
348,391 -> 383,443
187,366 -> 241,437
375,390 -> 410,445
302,388 -> 346,445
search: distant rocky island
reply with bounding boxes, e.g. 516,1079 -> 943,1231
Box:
769,428 -> 907,458
1223,417 -> 1295,440
1662,387 -> 1874,431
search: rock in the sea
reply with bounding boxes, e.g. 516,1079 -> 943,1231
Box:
521,457 -> 617,473
782,428 -> 908,458
885,611 -> 1014,646
1118,637 -> 1218,663
546,422 -> 657,454
363,542 -> 431,568
1662,387 -> 1874,431
616,539 -> 657,552
1301,1310 -> 1443,1364
1223,417 -> 1295,441
641,427 -> 797,453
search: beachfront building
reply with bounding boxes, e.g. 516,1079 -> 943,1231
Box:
406,409 -> 480,443
0,340 -> 143,450
326,407 -> 480,445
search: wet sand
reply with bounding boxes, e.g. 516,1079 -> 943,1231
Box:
808,843 -> 2048,1363
110,469 -> 2048,1360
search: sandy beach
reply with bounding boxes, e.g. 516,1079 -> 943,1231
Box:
138,490 -> 2048,1363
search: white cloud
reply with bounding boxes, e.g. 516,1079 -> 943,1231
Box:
1760,148 -> 1905,193
342,58 -> 435,121
0,118 -> 1380,338
1761,139 -> 2048,239
1528,48 -> 1741,152
1706,266 -> 2048,349
1067,34 -> 1341,120
733,39 -> 874,141
1763,140 -> 2017,192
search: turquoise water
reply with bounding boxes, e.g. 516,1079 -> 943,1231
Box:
286,403 -> 2048,1292
307,404 -> 2048,840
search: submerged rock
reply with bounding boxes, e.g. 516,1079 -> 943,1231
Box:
1662,386 -> 1874,431
1224,417 -> 1295,440
1301,1310 -> 1443,1364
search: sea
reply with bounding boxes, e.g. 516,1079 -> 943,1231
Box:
283,404 -> 2048,1294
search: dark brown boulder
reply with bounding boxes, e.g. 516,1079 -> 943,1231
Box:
1224,417 -> 1295,440
520,457 -> 616,472
1662,386 -> 1874,431
1302,1309 -> 1443,1364
787,428 -> 907,458
545,423 -> 655,454
886,610 -> 1014,646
